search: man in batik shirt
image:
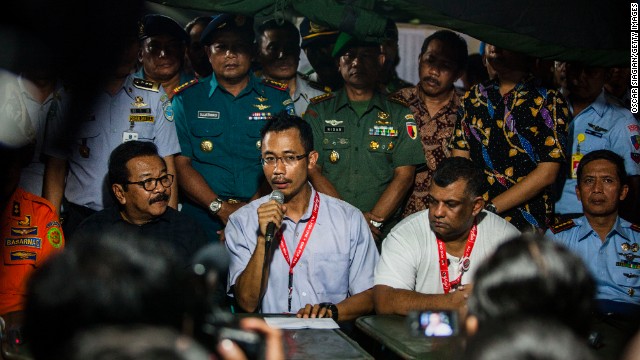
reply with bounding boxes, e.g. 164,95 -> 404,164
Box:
450,44 -> 569,232
397,30 -> 468,217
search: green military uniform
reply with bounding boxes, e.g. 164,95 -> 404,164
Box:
173,73 -> 293,239
303,89 -> 424,213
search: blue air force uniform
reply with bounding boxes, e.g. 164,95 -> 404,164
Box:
546,216 -> 640,310
172,73 -> 293,238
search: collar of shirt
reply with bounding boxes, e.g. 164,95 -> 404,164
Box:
569,90 -> 607,118
282,182 -> 319,226
292,74 -> 310,103
575,215 -> 633,242
17,74 -> 60,105
208,71 -> 260,98
333,88 -> 386,115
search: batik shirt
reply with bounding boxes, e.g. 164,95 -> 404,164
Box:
397,86 -> 461,217
450,76 -> 569,231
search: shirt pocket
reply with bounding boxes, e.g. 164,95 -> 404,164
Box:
189,121 -> 224,164
321,135 -> 351,171
311,252 -> 349,296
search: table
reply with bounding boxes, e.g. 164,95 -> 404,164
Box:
238,314 -> 373,360
355,315 -> 464,359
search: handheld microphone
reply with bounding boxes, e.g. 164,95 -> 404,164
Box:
265,190 -> 284,246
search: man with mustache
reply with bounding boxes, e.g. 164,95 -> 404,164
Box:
72,141 -> 207,267
172,13 -> 293,242
256,19 -> 328,116
303,32 -> 424,243
397,30 -> 468,217
546,150 -> 640,359
374,157 -> 520,315
226,113 -> 379,321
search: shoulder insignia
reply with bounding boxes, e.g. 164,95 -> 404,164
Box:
387,93 -> 409,107
307,80 -> 331,93
310,92 -> 334,105
132,78 -> 160,92
630,223 -> 640,233
173,79 -> 198,95
262,79 -> 288,91
549,219 -> 576,234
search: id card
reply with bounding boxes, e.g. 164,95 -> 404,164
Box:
123,130 -> 139,143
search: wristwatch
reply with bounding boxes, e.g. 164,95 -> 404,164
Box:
319,302 -> 339,321
208,198 -> 224,215
485,202 -> 497,214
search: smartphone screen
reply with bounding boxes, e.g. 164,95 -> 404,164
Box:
407,310 -> 459,337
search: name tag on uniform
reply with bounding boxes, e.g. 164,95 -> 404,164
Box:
131,108 -> 152,114
198,111 -> 220,119
324,126 -> 344,133
5,238 -> 41,249
129,115 -> 155,123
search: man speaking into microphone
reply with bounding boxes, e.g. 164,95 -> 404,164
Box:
225,112 -> 379,321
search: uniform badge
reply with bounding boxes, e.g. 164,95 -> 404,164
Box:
17,215 -> 31,226
254,104 -> 271,111
79,144 -> 90,158
629,288 -> 636,297
622,242 -> 631,251
10,251 -> 36,261
256,140 -> 262,150
632,153 -> 640,164
10,227 -> 37,236
369,141 -> 379,150
198,111 -> 220,119
47,227 -> 63,248
6,238 -> 41,249
249,112 -> 271,120
329,150 -> 340,163
632,135 -> 640,151
12,201 -> 20,217
132,96 -> 148,108
378,111 -> 389,120
163,102 -> 174,121
406,122 -> 418,140
325,120 -> 343,126
200,140 -> 214,152
256,96 -> 268,102
388,142 -> 394,150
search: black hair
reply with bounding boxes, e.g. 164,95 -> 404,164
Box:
24,236 -> 187,360
255,18 -> 301,47
468,233 -> 596,338
577,149 -> 627,185
464,316 -> 598,360
419,30 -> 468,72
432,156 -> 485,198
108,140 -> 164,190
260,111 -> 314,154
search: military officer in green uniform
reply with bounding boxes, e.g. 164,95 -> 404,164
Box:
173,14 -> 294,241
303,32 -> 424,242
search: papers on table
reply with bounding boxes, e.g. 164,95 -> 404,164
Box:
264,317 -> 340,330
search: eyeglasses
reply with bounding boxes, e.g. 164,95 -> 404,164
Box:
261,154 -> 308,167
144,42 -> 183,57
124,174 -> 174,191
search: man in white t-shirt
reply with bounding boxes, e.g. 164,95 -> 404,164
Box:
374,157 -> 520,315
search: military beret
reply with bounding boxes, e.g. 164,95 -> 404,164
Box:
200,14 -> 254,46
139,14 -> 188,43
331,32 -> 381,58
299,18 -> 338,49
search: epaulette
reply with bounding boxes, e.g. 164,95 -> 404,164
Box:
387,93 -> 409,107
173,79 -> 198,95
549,219 -> 576,234
262,79 -> 288,91
309,92 -> 334,105
631,223 -> 640,233
307,79 -> 331,93
132,78 -> 160,92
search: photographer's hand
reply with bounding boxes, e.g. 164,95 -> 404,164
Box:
217,318 -> 284,360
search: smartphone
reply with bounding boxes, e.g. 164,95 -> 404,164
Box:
407,310 -> 459,337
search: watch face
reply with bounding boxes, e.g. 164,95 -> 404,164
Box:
209,199 -> 222,213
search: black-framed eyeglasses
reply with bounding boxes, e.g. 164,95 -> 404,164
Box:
261,154 -> 308,167
124,174 -> 174,191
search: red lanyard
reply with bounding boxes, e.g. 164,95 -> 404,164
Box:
437,222 -> 477,294
279,191 -> 320,312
